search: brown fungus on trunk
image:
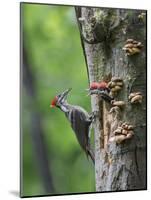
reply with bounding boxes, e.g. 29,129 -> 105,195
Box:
108,77 -> 124,97
122,39 -> 143,56
109,122 -> 134,144
111,100 -> 126,108
129,92 -> 143,104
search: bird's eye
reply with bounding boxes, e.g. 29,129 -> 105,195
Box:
57,94 -> 62,98
56,94 -> 63,102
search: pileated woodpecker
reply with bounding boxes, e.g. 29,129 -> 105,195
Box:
50,88 -> 95,164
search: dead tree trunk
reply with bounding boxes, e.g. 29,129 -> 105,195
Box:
75,7 -> 146,191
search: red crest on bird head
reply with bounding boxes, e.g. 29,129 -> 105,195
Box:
50,96 -> 58,108
50,88 -> 72,108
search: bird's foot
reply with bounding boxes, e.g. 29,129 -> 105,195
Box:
89,110 -> 99,122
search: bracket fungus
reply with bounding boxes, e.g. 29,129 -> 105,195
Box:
109,122 -> 134,144
138,12 -> 146,20
109,106 -> 120,114
108,77 -> 123,96
109,100 -> 125,114
122,39 -> 143,56
129,92 -> 143,104
111,100 -> 126,108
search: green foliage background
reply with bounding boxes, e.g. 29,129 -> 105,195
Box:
22,3 -> 95,196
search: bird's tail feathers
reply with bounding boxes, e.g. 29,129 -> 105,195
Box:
86,147 -> 95,165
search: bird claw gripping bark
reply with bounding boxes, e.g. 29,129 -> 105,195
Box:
89,111 -> 100,122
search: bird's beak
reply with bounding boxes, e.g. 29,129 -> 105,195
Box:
61,88 -> 72,100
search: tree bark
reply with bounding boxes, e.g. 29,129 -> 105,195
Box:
75,7 -> 146,191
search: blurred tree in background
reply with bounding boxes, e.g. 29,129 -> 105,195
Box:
21,3 -> 95,197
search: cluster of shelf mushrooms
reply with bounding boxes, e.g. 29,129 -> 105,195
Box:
129,92 -> 143,104
108,77 -> 123,97
107,77 -> 125,114
108,76 -> 143,143
122,39 -> 143,56
109,122 -> 134,144
108,38 -> 143,143
88,38 -> 143,145
138,12 -> 146,20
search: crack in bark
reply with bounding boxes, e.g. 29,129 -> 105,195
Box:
134,145 -> 142,183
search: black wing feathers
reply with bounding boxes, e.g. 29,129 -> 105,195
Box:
69,109 -> 95,163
